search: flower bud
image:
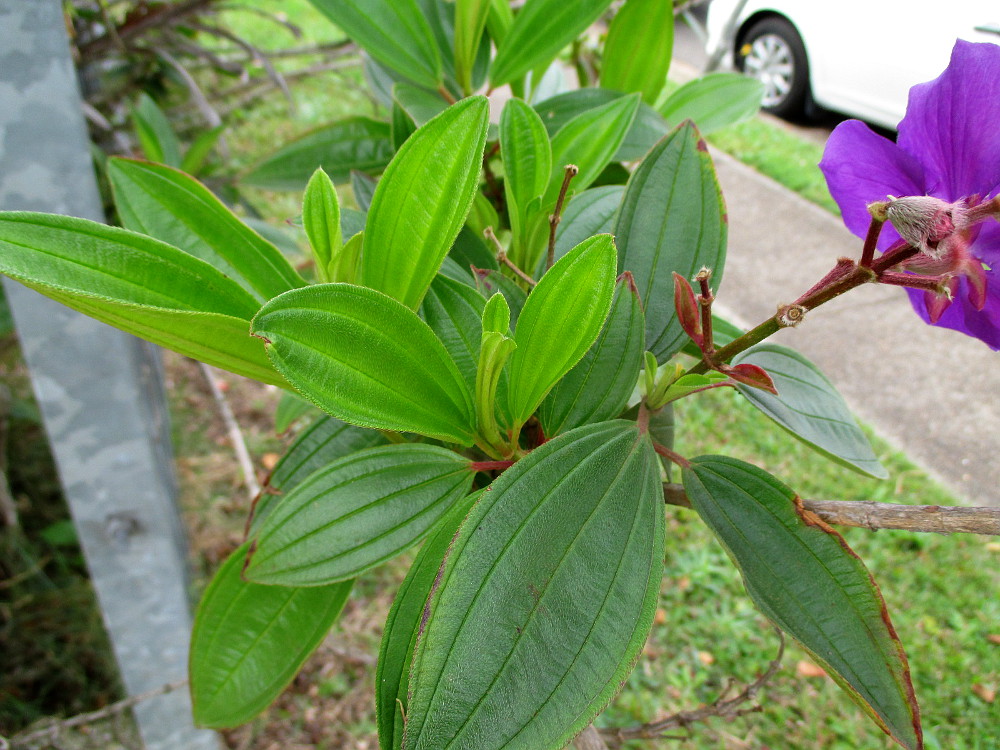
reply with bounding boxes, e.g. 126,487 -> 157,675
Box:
884,195 -> 968,259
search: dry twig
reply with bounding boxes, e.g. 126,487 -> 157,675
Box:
199,362 -> 261,501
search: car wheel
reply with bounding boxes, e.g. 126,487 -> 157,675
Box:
736,17 -> 810,119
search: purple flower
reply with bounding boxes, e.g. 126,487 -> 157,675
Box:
820,41 -> 1000,349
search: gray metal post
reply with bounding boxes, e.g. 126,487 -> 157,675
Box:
0,2 -> 219,748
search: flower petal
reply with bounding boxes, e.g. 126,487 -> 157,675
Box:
905,273 -> 1000,351
897,41 -> 1000,201
820,120 -> 925,247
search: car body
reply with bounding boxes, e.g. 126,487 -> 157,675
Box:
705,0 -> 1000,129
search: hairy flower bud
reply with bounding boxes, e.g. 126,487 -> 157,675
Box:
884,196 -> 968,259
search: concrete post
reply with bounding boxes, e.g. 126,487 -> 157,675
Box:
0,2 -> 219,747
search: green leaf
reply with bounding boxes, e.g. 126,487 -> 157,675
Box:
302,168 -> 342,283
476,293 -> 517,456
247,444 -> 474,585
251,416 -> 386,534
274,391 -> 317,433
190,543 -> 352,728
538,185 -> 623,275
361,97 -> 489,310
540,274 -> 644,436
500,98 -> 552,263
180,125 -> 226,176
448,224 -> 498,273
252,284 -> 476,444
131,93 -> 182,167
732,343 -> 887,478
544,93 -> 640,208
376,491 -> 480,750
0,212 -> 285,385
658,72 -> 765,135
615,121 -> 727,362
306,0 -> 442,88
350,170 -> 379,212
242,117 -> 394,191
507,234 -> 617,428
420,274 -> 487,397
683,457 -> 922,750
600,0 -> 674,104
109,158 -> 305,302
534,88 -> 670,161
455,0 -> 491,94
393,82 -> 449,127
474,269 -> 527,330
490,0 -> 614,87
404,420 -> 664,750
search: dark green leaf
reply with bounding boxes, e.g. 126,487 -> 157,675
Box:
393,83 -> 449,127
507,234 -> 617,428
274,391 -> 317,434
247,444 -> 474,585
242,117 -> 394,191
420,274 -> 487,396
683,457 -> 921,750
109,159 -> 305,302
361,97 -> 489,310
538,185 -> 623,275
490,0 -> 614,86
448,225 -> 498,274
190,543 -> 352,728
600,0 -> 674,104
376,492 -> 480,750
534,88 -> 670,161
659,73 -> 765,134
252,416 -> 386,534
404,420 -> 664,750
350,170 -> 379,212
615,121 -> 727,361
180,125 -> 226,176
306,0 -> 442,88
252,284 -> 475,444
732,343 -> 887,478
540,275 -> 644,435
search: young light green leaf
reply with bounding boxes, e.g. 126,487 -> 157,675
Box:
615,121 -> 727,362
600,0 -> 674,104
306,0 -> 442,88
302,168 -> 342,283
376,491 -> 480,750
732,343 -> 887,478
330,230 -> 363,284
131,93 -> 182,167
247,444 -> 474,585
250,416 -> 386,534
485,0 -> 514,47
455,0 -> 492,94
534,88 -> 670,161
544,93 -> 640,208
404,420 -> 665,750
242,117 -> 394,191
361,97 -> 489,310
489,0 -> 614,87
500,98 -> 552,261
252,284 -> 475,444
109,159 -> 305,302
507,234 -> 617,428
683,456 -> 922,750
189,543 -> 352,728
539,274 -> 644,436
659,72 -> 765,134
420,274 -> 488,397
274,391 -> 318,434
0,212 -> 284,385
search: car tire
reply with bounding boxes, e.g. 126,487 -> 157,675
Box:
736,17 -> 811,119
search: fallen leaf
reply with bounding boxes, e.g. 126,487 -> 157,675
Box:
654,607 -> 667,625
987,634 -> 1000,646
971,684 -> 996,703
262,452 -> 281,470
796,660 -> 828,679
698,651 -> 715,666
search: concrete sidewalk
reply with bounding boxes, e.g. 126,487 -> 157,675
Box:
708,149 -> 999,508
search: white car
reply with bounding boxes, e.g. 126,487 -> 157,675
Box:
705,0 -> 1000,129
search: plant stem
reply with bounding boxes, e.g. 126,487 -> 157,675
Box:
485,226 -> 538,287
547,164 -> 579,271
662,483 -> 1000,535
